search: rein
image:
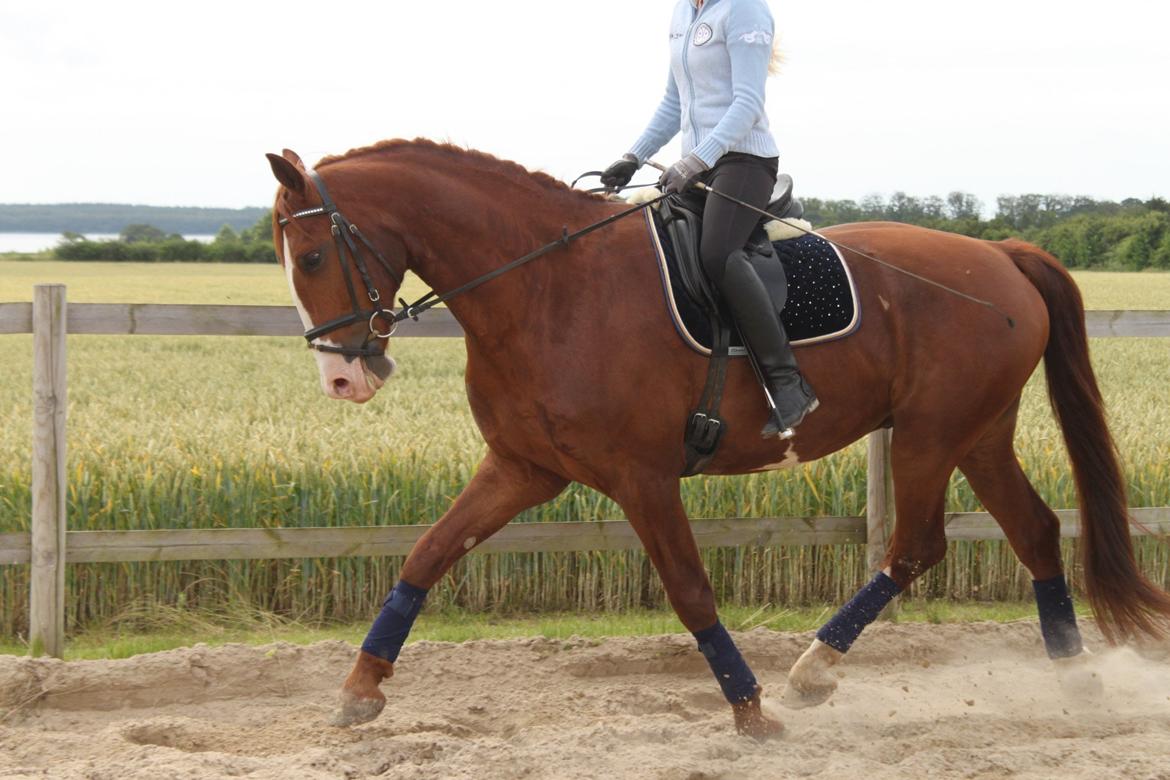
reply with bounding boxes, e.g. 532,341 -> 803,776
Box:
280,167 -> 668,356
703,184 -> 1018,328
392,191 -> 669,324
643,161 -> 1018,329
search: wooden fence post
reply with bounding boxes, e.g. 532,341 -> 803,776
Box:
866,428 -> 898,618
30,284 -> 67,658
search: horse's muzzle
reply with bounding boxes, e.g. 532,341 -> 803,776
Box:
364,354 -> 396,382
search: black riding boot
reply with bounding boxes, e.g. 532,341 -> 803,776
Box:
720,250 -> 819,438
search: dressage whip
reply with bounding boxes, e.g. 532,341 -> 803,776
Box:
645,160 -> 1017,329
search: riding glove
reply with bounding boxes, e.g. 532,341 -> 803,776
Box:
659,154 -> 709,195
600,154 -> 639,189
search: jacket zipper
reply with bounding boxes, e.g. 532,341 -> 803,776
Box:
681,3 -> 703,147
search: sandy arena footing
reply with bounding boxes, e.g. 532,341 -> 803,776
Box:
2,620 -> 1169,779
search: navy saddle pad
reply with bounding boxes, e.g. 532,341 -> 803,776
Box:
644,210 -> 861,355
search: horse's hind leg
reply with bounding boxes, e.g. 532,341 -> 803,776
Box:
333,451 -> 568,727
784,423 -> 954,708
611,475 -> 784,740
957,403 -> 1087,661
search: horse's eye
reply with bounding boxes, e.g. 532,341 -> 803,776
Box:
300,250 -> 323,272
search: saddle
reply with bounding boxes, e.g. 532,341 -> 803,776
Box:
662,173 -> 806,335
645,175 -> 860,476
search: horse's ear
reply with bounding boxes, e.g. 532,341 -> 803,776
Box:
281,148 -> 306,170
266,153 -> 306,194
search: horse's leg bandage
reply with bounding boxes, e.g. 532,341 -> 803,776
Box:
816,572 -> 902,653
693,621 -> 759,704
361,580 -> 429,662
1033,575 -> 1084,658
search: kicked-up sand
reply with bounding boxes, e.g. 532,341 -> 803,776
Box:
1,620 -> 1169,779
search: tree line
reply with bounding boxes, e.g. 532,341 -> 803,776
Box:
40,193 -> 1170,270
53,214 -> 274,263
804,193 -> 1170,270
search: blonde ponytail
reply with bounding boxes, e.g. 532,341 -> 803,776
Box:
768,36 -> 785,76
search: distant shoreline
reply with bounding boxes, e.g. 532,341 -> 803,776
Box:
0,203 -> 268,235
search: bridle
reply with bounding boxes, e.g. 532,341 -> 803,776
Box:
278,166 -> 672,361
278,169 -> 405,359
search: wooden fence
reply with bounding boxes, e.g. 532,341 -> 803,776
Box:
2,285 -> 1169,657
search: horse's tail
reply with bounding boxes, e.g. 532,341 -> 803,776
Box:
1003,239 -> 1170,642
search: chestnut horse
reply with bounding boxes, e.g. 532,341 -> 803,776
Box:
267,140 -> 1170,738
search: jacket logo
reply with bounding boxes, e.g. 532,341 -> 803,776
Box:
693,23 -> 713,46
738,30 -> 773,46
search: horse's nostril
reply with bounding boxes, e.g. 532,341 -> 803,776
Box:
332,378 -> 351,394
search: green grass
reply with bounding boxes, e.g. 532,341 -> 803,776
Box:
0,262 -> 1167,640
0,602 -> 1054,661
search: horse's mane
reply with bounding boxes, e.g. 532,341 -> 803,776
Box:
317,138 -> 610,204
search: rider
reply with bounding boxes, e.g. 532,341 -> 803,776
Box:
601,0 -> 818,438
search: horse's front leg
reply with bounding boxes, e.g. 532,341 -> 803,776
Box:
332,452 -> 568,727
612,474 -> 784,740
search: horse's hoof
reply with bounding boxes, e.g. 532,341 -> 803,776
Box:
331,690 -> 387,727
781,638 -> 842,710
780,678 -> 837,710
732,687 -> 785,741
331,651 -> 395,728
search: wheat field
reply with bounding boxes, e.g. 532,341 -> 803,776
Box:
0,262 -> 1167,638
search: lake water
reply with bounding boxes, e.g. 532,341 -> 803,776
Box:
0,232 -> 216,253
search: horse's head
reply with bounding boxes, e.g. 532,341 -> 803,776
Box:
267,150 -> 405,403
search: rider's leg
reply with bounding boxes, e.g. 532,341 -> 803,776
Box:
699,154 -> 818,437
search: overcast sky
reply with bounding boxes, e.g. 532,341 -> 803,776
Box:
2,0 -> 1167,210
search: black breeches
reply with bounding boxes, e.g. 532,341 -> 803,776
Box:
696,153 -> 779,288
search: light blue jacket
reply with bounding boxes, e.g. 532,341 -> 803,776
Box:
628,0 -> 779,168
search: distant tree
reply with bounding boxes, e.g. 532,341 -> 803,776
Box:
120,224 -> 167,243
945,192 -> 982,220
921,195 -> 945,219
1154,229 -> 1170,269
859,194 -> 885,220
239,211 -> 274,244
59,231 -> 85,243
886,192 -> 924,222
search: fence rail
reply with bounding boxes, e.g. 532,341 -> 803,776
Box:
2,287 -> 1169,658
2,303 -> 1170,338
2,510 -> 1168,567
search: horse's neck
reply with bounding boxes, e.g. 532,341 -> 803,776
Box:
383,162 -> 615,332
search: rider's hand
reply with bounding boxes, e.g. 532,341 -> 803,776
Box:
600,154 -> 639,190
659,154 -> 709,195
